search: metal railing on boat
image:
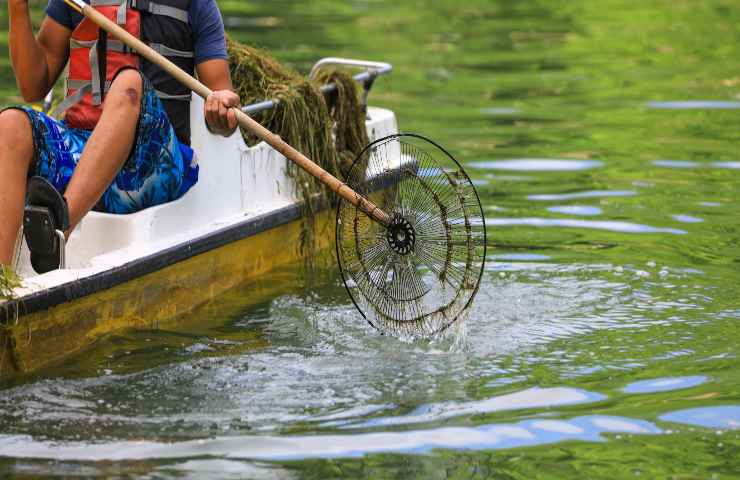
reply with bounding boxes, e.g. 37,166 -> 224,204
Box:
241,57 -> 393,115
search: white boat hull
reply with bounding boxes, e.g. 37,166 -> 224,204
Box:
13,97 -> 398,296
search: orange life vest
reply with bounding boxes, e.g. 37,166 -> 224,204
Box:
63,1 -> 141,130
56,0 -> 195,143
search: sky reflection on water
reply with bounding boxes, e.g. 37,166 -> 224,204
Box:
652,160 -> 740,170
491,253 -> 552,261
470,159 -> 603,171
547,205 -> 603,216
652,160 -> 700,169
621,376 -> 708,394
333,387 -> 606,429
0,414 -> 663,461
0,381 -> 734,462
3,401 -> 737,462
647,101 -> 740,109
527,190 -> 637,201
660,406 -> 740,430
487,218 -> 687,234
672,214 -> 704,224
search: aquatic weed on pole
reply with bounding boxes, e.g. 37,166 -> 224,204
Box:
227,38 -> 369,259
312,69 -> 370,175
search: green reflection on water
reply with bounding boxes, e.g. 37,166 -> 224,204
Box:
1,0 -> 739,478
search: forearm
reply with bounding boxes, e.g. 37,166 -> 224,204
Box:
8,0 -> 51,101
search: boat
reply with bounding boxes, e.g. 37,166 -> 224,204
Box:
0,58 -> 401,379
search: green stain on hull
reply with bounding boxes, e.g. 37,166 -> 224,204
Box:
0,266 -> 19,303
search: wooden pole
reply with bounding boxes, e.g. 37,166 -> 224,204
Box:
63,0 -> 392,226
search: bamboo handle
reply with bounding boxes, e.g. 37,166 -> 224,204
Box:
64,0 -> 391,226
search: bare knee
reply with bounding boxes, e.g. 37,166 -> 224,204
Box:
0,109 -> 33,160
104,69 -> 143,113
0,109 -> 32,143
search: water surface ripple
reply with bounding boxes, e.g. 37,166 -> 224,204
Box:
1,0 -> 740,477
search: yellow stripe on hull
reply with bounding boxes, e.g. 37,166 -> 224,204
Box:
0,208 -> 338,379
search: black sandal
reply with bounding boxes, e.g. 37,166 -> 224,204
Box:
23,176 -> 70,274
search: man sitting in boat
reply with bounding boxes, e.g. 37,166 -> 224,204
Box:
0,0 -> 239,273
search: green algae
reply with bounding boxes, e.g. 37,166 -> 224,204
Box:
227,38 -> 369,259
0,266 -> 19,303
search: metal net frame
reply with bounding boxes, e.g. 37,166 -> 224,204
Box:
336,134 -> 487,338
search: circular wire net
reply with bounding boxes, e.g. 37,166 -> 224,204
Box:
336,134 -> 487,338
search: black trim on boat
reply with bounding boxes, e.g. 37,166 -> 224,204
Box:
0,164 -> 403,321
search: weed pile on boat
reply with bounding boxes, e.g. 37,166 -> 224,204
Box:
227,38 -> 369,258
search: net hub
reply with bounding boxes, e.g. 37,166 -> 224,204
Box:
386,215 -> 416,255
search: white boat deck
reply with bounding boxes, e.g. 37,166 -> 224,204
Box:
13,97 -> 398,296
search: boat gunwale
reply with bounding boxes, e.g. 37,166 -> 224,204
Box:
0,164 -> 402,321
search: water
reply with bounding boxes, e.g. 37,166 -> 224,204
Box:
1,0 -> 739,477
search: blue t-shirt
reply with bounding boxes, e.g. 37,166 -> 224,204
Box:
45,0 -> 227,65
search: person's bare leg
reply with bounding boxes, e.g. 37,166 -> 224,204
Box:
64,69 -> 143,231
0,109 -> 34,265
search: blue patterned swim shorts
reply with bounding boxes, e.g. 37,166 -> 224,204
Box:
11,76 -> 198,214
